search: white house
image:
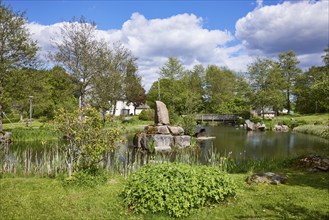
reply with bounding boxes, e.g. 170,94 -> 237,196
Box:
110,101 -> 149,116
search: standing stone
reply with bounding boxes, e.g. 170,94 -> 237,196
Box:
155,101 -> 170,125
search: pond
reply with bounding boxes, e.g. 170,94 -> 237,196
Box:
204,126 -> 329,160
3,126 -> 329,176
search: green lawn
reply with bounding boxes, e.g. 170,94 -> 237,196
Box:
276,113 -> 329,125
1,170 -> 328,219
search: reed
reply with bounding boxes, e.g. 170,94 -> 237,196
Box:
1,140 -> 298,178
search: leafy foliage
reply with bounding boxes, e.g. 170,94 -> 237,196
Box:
121,163 -> 236,217
53,107 -> 123,176
181,115 -> 197,136
138,109 -> 155,121
0,2 -> 38,131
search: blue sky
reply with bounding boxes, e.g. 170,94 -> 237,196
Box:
4,0 -> 329,90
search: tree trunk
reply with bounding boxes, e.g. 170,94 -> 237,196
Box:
112,101 -> 117,116
287,89 -> 291,114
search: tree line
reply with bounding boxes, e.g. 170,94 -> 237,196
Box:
147,49 -> 329,118
1,1 -> 328,132
0,2 -> 145,131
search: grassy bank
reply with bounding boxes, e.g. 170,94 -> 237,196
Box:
1,169 -> 328,219
293,125 -> 329,139
277,113 -> 329,125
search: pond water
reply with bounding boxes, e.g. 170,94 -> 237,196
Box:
203,126 -> 329,160
4,126 -> 329,175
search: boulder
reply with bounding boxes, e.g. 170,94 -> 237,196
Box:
146,134 -> 174,152
258,123 -> 266,131
245,120 -> 255,131
144,125 -> 170,134
246,172 -> 287,185
154,101 -> 170,125
174,135 -> 191,148
168,126 -> 184,136
293,155 -> 329,172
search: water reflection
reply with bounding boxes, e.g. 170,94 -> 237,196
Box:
206,126 -> 329,159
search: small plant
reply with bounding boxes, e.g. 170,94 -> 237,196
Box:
138,109 -> 155,121
121,163 -> 236,217
62,169 -> 108,188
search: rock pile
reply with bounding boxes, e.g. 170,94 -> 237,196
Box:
293,155 -> 329,172
245,120 -> 266,131
246,172 -> 287,185
134,101 -> 191,152
274,124 -> 289,132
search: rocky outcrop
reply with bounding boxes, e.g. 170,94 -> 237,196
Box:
293,155 -> 329,172
246,172 -> 287,185
245,120 -> 266,131
134,101 -> 191,152
274,124 -> 289,132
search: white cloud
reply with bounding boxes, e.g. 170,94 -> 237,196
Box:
236,0 -> 329,58
27,13 -> 251,91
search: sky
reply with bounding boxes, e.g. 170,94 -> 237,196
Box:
4,0 -> 329,91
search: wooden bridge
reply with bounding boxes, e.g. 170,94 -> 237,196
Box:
195,114 -> 239,123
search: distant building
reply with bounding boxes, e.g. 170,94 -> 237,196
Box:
251,108 -> 276,119
110,101 -> 150,116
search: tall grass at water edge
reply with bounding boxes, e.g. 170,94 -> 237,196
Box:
8,127 -> 58,142
293,125 -> 329,139
1,140 -> 297,178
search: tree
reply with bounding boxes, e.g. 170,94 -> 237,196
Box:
0,2 -> 38,131
177,64 -> 205,114
51,17 -> 103,109
8,67 -> 78,120
125,60 -> 146,115
247,58 -> 285,118
278,51 -> 302,114
90,43 -> 139,117
321,45 -> 329,67
295,56 -> 329,114
204,65 -> 237,113
159,57 -> 185,80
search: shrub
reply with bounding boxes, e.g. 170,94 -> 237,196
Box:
121,163 -> 236,217
138,109 -> 155,121
181,115 -> 197,136
53,107 -> 123,176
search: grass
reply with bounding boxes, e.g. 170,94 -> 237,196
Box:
6,127 -> 58,142
3,120 -> 46,130
293,125 -> 329,139
1,169 -> 328,219
276,113 -> 329,125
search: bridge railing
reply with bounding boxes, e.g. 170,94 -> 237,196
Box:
195,114 -> 239,122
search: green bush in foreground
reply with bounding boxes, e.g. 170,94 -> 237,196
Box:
121,163 -> 236,217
